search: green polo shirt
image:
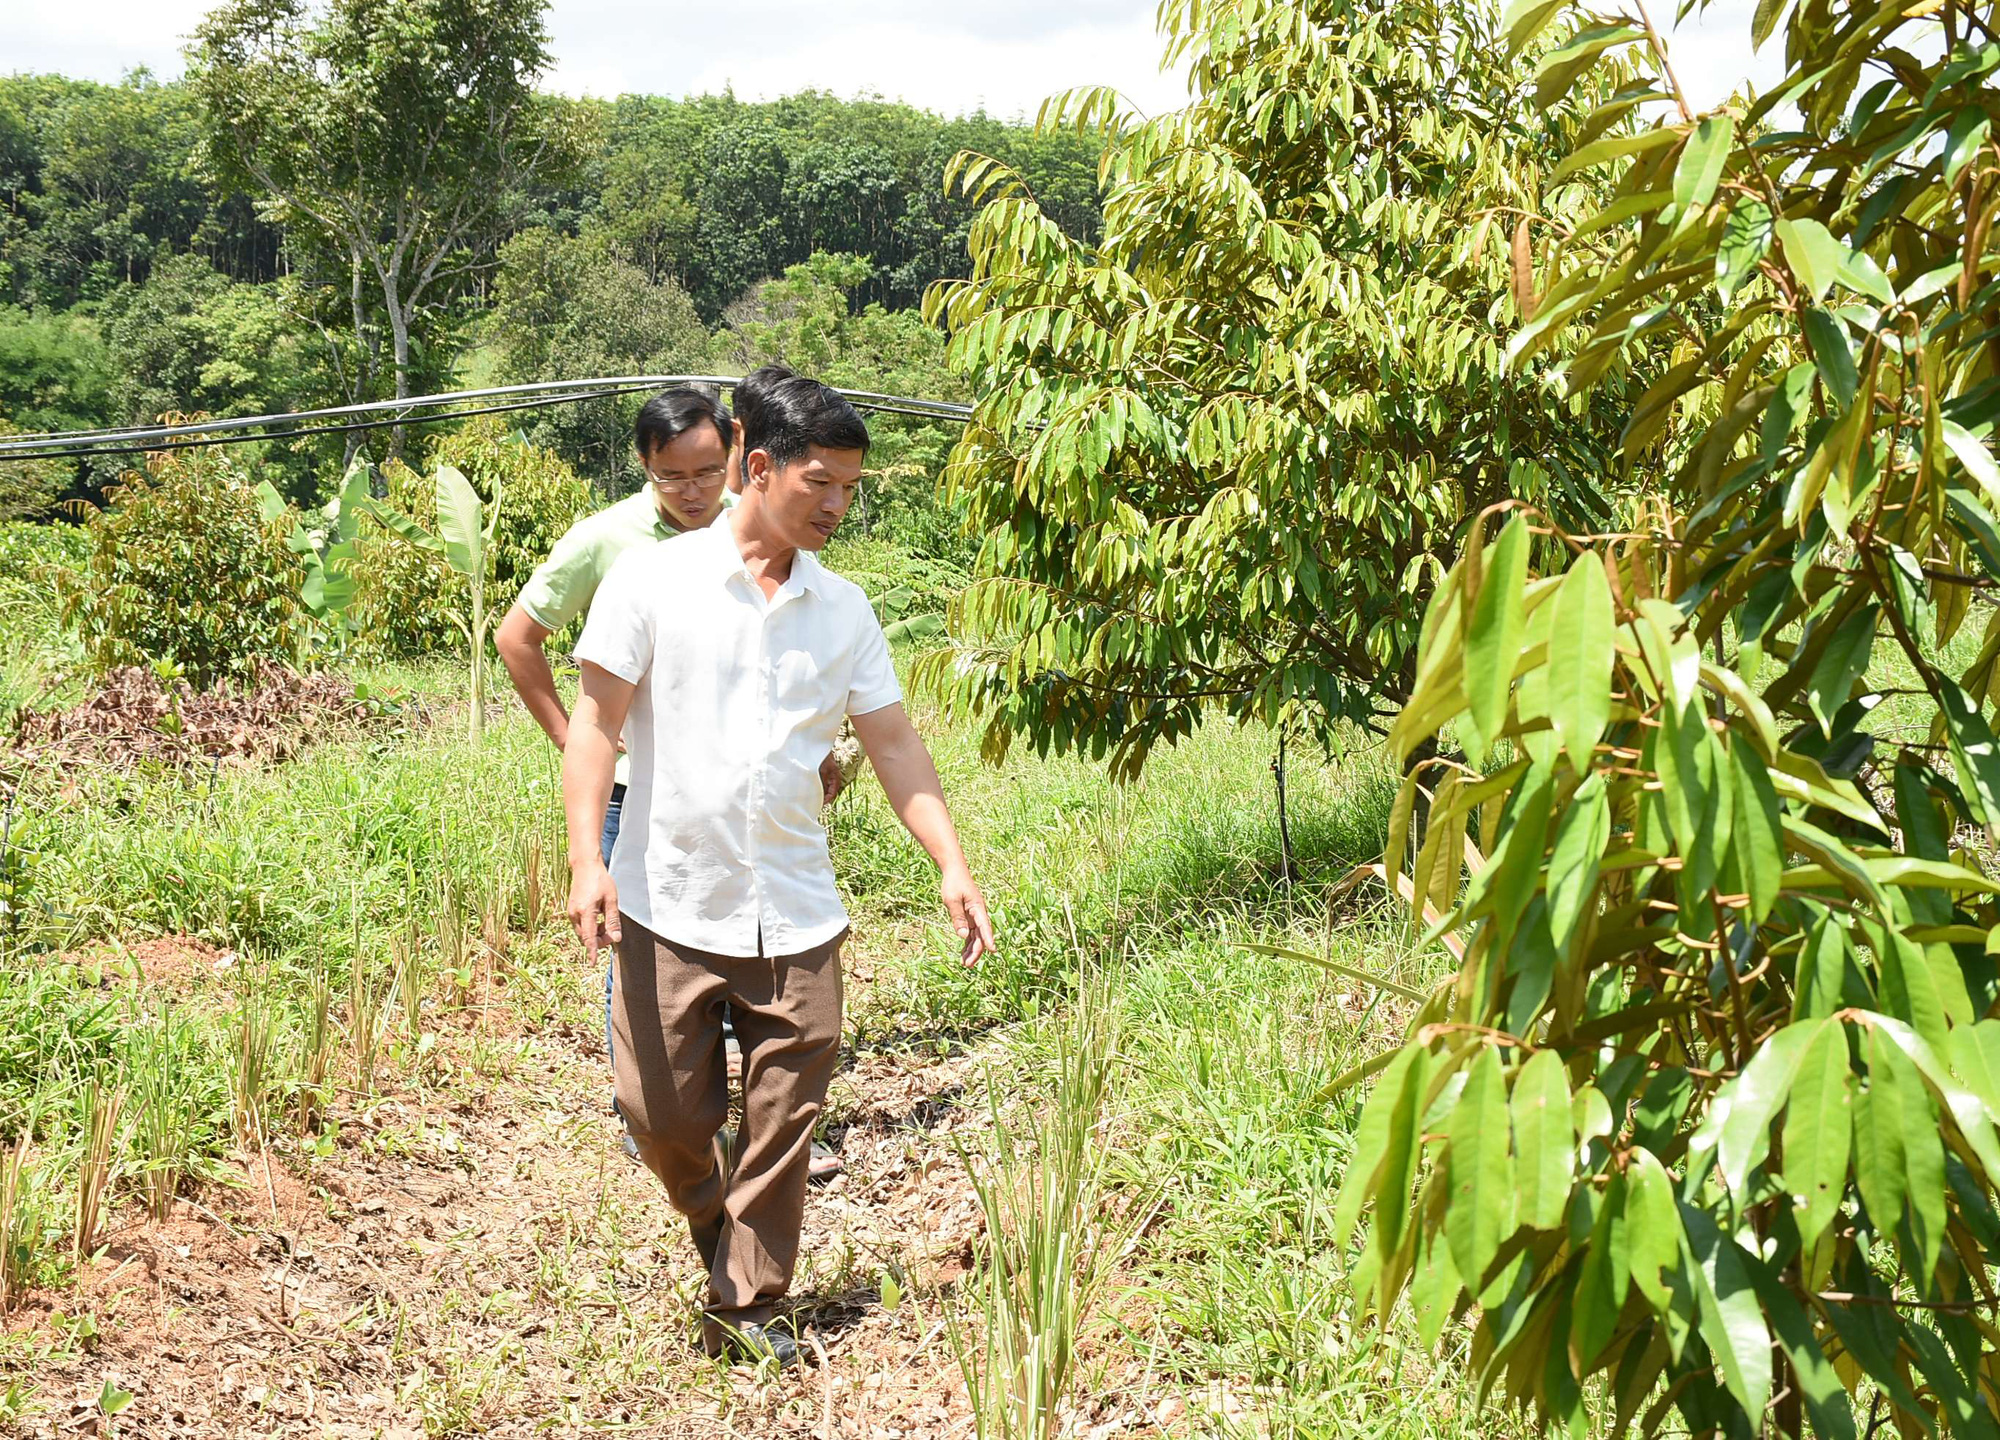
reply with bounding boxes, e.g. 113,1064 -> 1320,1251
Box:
515,489 -> 680,633
516,487 -> 736,785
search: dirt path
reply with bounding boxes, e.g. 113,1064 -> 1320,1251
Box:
8,965 -> 995,1438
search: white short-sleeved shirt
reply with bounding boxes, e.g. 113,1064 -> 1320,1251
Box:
575,512 -> 903,957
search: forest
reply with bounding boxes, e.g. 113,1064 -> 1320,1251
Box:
0,63 -> 1100,504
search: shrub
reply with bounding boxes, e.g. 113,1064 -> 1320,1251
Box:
347,419 -> 592,657
0,519 -> 89,721
54,444 -> 307,688
0,422 -> 69,522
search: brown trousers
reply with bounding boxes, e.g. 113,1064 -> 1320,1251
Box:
609,915 -> 844,1336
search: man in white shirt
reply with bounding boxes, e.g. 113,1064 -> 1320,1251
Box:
562,377 -> 995,1368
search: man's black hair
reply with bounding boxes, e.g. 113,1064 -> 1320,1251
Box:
634,387 -> 731,457
745,376 -> 870,472
732,365 -> 794,483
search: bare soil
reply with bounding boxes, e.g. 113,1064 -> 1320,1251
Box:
3,969 -> 998,1438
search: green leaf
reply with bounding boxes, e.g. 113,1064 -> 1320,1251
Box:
1783,1016 -> 1855,1247
1944,107 -> 1992,188
1570,1172 -> 1629,1371
1716,198 -> 1774,301
1332,1043 -> 1428,1248
1694,1019 -> 1820,1200
332,456 -> 371,543
1730,742 -> 1783,925
1511,1047 -> 1573,1231
1942,419 -> 2000,509
1446,1047 -> 1516,1291
1872,918 -> 1950,1053
1673,116 -> 1735,211
1795,910 -> 1857,1021
1778,216 -> 1848,303
884,612 -> 947,643
1938,677 -> 2000,832
1463,514 -> 1530,762
1868,1010 -> 2000,1205
1804,603 -> 1877,738
253,478 -> 288,524
1817,1298 -> 1932,1425
1837,248 -> 1896,305
1751,0 -> 1794,46
1888,1039 -> 1948,1279
435,463 -> 484,579
1546,552 -> 1614,770
1743,1260 -> 1859,1440
1802,308 -> 1858,411
361,498 -> 445,555
1534,25 -> 1644,110
1546,773 -> 1609,946
1679,1204 -> 1773,1421
1624,1147 -> 1682,1313
1854,1024 -> 1911,1234
1502,0 -> 1567,51
1947,1020 -> 2000,1125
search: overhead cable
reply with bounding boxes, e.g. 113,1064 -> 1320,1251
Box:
0,375 -> 974,464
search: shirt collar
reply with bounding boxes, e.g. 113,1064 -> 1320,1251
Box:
708,511 -> 826,597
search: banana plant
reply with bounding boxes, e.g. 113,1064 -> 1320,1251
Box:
363,463 -> 503,744
257,456 -> 371,649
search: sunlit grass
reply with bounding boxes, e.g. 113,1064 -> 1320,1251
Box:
0,633 -> 1489,1432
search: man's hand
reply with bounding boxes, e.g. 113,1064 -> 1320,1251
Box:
942,863 -> 996,967
567,859 -> 623,961
819,752 -> 844,807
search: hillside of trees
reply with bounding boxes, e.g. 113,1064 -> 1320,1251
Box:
0,67 -> 1103,500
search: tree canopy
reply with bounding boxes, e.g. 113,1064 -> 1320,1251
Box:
917,0 -> 1646,778
1336,0 -> 2000,1434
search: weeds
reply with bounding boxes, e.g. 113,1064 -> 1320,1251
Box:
72,1078 -> 122,1261
392,919 -> 427,1043
348,950 -> 392,1097
951,987 -> 1137,1440
0,1132 -> 35,1309
127,1004 -> 211,1221
231,984 -> 276,1152
518,828 -> 546,941
293,956 -> 336,1134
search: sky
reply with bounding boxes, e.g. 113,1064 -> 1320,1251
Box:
4,1 -> 1785,119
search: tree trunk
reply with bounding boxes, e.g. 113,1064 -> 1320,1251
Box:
387,295 -> 412,461
342,253 -> 372,467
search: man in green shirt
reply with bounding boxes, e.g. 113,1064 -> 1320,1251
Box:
499,384 -> 843,1173
501,389 -> 736,772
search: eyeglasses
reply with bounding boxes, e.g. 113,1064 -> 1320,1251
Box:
646,464 -> 728,495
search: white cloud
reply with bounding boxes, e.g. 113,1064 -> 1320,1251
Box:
0,0 -> 1788,123
2,0 -> 1189,120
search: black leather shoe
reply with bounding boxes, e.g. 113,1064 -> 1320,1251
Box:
709,1320 -> 799,1370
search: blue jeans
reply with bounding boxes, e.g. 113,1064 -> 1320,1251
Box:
601,784 -> 624,1060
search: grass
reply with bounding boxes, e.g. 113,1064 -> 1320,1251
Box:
0,564 -> 1495,1432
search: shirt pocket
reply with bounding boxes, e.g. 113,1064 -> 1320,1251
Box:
771,643 -> 839,718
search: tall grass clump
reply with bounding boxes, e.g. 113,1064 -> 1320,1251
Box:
0,1132 -> 41,1309
73,1078 -> 123,1261
126,1004 -> 226,1220
951,988 -> 1138,1439
291,955 -> 336,1135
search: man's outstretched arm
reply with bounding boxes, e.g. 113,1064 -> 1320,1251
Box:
563,661 -> 637,961
850,703 -> 996,966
